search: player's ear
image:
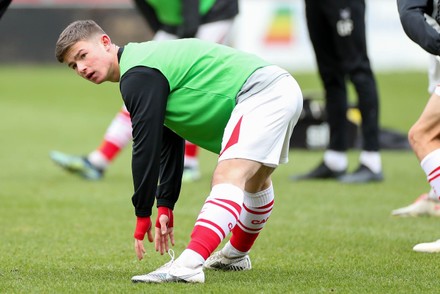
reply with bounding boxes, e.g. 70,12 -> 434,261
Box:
101,34 -> 112,49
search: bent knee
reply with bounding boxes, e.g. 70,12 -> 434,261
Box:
408,123 -> 431,158
408,124 -> 423,147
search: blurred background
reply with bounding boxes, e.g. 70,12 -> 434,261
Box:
0,0 -> 427,72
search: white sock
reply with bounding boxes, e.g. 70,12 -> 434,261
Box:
184,157 -> 199,168
87,151 -> 109,170
221,184 -> 275,258
359,151 -> 382,174
324,150 -> 348,171
221,241 -> 248,258
175,249 -> 205,269
188,184 -> 244,259
421,149 -> 440,199
103,107 -> 132,148
427,188 -> 440,202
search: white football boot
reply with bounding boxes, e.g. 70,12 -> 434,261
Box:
50,150 -> 103,180
131,250 -> 205,283
413,240 -> 440,253
391,191 -> 440,217
204,251 -> 252,271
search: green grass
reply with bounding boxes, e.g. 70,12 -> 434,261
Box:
1,66 -> 440,293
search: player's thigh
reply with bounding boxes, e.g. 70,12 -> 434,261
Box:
219,74 -> 302,168
428,55 -> 440,94
410,93 -> 440,157
153,30 -> 178,41
195,19 -> 234,44
415,94 -> 440,133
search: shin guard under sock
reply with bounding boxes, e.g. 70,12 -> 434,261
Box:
187,184 -> 243,259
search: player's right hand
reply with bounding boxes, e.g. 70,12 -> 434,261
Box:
133,216 -> 153,260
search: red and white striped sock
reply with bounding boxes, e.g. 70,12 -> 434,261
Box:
222,184 -> 274,257
185,141 -> 199,168
88,107 -> 132,169
187,184 -> 243,260
422,149 -> 440,200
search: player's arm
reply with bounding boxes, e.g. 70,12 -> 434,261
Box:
133,0 -> 161,33
156,127 -> 185,211
397,0 -> 440,55
154,126 -> 185,254
178,0 -> 201,38
120,65 -> 170,259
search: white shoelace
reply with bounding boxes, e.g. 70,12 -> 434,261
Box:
152,249 -> 175,274
167,249 -> 175,264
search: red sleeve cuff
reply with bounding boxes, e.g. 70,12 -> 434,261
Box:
155,206 -> 174,228
134,216 -> 151,240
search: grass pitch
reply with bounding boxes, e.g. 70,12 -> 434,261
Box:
1,66 -> 440,293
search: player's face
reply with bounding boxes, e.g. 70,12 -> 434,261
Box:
64,35 -> 117,84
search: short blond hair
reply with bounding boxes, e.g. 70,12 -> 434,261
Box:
55,20 -> 105,63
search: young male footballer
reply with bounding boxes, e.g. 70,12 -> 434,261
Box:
55,20 -> 303,283
50,0 -> 240,183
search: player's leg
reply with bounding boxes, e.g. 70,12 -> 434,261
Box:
203,70 -> 302,271
409,90 -> 440,197
204,169 -> 275,271
401,61 -> 440,252
133,67 -> 302,282
91,106 -> 132,166
407,94 -> 440,252
291,0 -> 348,181
392,55 -> 440,216
50,106 -> 132,180
195,19 -> 235,45
182,141 -> 201,182
182,159 -> 273,271
152,30 -> 178,41
131,159 -> 272,284
337,0 -> 382,183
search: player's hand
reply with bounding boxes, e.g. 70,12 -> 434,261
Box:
155,207 -> 175,255
133,216 -> 154,260
134,239 -> 146,261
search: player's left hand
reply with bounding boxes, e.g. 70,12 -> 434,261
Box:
155,207 -> 175,255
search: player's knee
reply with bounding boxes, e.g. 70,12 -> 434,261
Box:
245,176 -> 272,193
408,123 -> 428,155
211,166 -> 246,188
408,124 -> 419,149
